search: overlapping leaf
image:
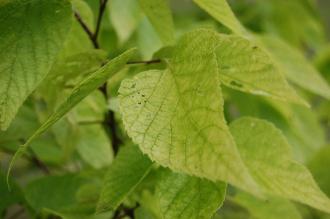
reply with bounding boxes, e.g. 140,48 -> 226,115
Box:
261,35 -> 330,99
0,0 -> 72,130
156,170 -> 226,219
8,49 -> 136,176
215,35 -> 306,105
194,0 -> 330,100
97,145 -> 152,212
119,29 -> 259,194
229,117 -> 330,213
193,0 -> 245,35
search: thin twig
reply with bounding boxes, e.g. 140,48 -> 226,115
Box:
17,139 -> 50,175
27,148 -> 50,174
126,59 -> 162,65
74,11 -> 99,48
94,0 -> 108,45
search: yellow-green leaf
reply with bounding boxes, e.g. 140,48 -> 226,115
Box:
261,35 -> 330,99
193,0 -> 246,35
215,35 -> 307,106
156,170 -> 226,219
119,29 -> 260,194
230,117 -> 330,213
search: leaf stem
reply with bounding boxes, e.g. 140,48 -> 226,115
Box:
126,59 -> 162,65
74,11 -> 99,48
94,0 -> 108,45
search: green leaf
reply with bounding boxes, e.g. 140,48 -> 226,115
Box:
39,50 -> 107,109
156,170 -> 226,219
215,35 -> 307,106
137,17 -> 163,59
138,0 -> 175,45
233,192 -> 302,219
308,146 -> 330,197
8,48 -> 136,177
61,0 -> 94,57
260,35 -> 330,99
119,29 -> 260,194
0,0 -> 72,130
258,0 -> 325,50
109,0 -> 142,43
284,105 -> 326,162
193,0 -> 246,35
97,145 -> 153,212
0,173 -> 23,215
229,117 -> 330,213
24,174 -> 85,211
72,90 -> 107,124
76,124 -> 113,169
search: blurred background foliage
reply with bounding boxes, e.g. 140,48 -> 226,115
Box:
1,0 -> 330,218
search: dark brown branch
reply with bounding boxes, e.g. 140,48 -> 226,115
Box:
74,11 -> 99,48
126,59 -> 162,65
99,86 -> 121,155
108,110 -> 121,155
94,0 -> 108,45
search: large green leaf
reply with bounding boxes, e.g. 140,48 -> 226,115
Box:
0,0 -> 72,130
156,170 -> 226,219
215,35 -> 306,105
97,145 -> 153,212
261,35 -> 330,99
233,192 -> 302,219
119,29 -> 306,194
119,29 -> 259,194
138,0 -> 175,44
8,49 -> 136,176
193,0 -> 246,35
229,117 -> 330,213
